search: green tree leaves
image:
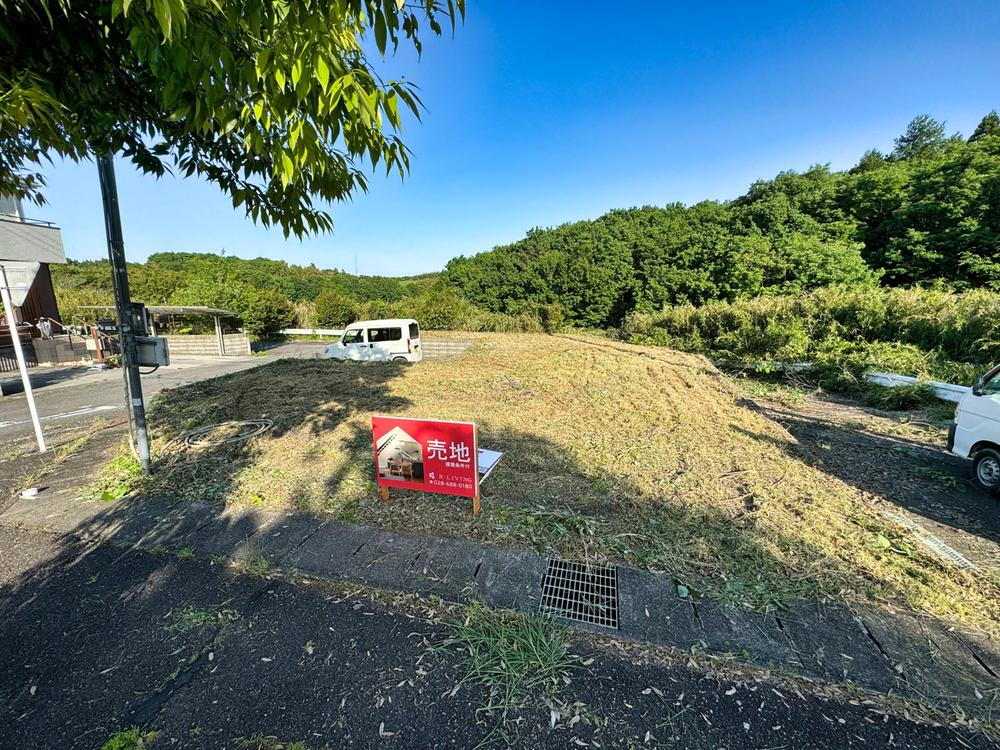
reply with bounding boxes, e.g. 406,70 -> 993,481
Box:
892,114 -> 947,160
843,121 -> 1000,288
445,111 -> 1000,323
0,0 -> 465,237
314,289 -> 358,327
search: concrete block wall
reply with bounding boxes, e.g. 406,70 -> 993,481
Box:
223,333 -> 252,355
164,333 -> 251,357
32,336 -> 90,365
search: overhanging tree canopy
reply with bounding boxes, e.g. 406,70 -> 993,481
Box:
0,0 -> 464,236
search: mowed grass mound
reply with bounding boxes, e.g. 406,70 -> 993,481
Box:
127,332 -> 1000,631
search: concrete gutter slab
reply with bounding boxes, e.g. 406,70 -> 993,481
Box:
233,511 -> 326,564
130,502 -> 220,550
616,567 -> 703,650
857,606 -> 995,704
781,603 -> 896,689
408,536 -> 488,601
475,546 -> 546,612
284,521 -> 378,580
694,600 -> 798,668
346,533 -> 431,589
180,506 -> 272,559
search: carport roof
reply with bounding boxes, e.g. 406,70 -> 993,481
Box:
82,305 -> 238,317
146,305 -> 238,317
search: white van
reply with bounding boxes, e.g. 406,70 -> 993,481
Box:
949,364 -> 1000,495
323,319 -> 423,363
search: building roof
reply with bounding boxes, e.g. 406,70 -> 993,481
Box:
82,305 -> 239,317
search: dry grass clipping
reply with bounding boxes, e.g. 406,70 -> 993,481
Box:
128,332 -> 1000,633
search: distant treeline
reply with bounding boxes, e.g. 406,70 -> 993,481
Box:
53,112 -> 1000,338
444,112 -> 1000,328
51,252 -> 441,335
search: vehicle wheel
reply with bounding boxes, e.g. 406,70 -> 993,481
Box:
392,356 -> 408,363
972,448 -> 1000,496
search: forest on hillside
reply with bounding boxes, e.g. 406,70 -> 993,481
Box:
445,112 -> 1000,328
53,112 -> 1000,341
51,252 -> 438,335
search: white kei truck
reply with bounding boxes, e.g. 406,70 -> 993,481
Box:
950,364 -> 1000,495
324,319 -> 423,363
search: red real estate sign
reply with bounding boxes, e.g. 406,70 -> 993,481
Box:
372,416 -> 479,507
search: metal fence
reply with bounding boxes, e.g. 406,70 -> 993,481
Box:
0,343 -> 37,373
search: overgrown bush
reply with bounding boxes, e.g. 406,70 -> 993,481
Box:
314,289 -> 358,327
624,285 -> 998,386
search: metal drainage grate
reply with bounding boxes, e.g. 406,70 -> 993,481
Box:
540,558 -> 619,629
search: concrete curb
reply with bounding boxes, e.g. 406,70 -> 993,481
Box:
2,477 -> 998,714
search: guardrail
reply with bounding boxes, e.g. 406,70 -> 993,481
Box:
279,328 -> 344,336
722,359 -> 974,404
865,372 -> 971,403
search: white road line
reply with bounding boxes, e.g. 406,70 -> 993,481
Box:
0,404 -> 118,429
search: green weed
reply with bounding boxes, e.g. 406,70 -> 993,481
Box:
165,604 -> 240,634
436,602 -> 579,720
235,737 -> 314,750
236,542 -> 272,578
89,444 -> 142,501
516,509 -> 598,551
101,729 -> 157,750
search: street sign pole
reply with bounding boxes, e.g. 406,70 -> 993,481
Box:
96,153 -> 151,474
0,264 -> 46,453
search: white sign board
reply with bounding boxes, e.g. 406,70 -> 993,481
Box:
0,261 -> 39,307
477,448 -> 504,482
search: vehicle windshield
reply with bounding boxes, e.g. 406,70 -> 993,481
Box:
341,329 -> 363,345
982,367 -> 1000,396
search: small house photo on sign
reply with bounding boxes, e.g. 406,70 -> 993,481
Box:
376,426 -> 424,483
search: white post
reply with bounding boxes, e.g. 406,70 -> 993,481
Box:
0,264 -> 46,452
214,315 -> 226,356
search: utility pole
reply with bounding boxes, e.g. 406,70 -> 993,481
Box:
96,153 -> 152,474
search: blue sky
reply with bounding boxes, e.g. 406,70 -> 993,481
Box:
33,0 -> 1000,276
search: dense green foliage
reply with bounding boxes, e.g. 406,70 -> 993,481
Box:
624,285 -> 999,393
51,255 -> 539,335
313,288 -> 359,328
0,0 -> 463,236
446,113 -> 1000,327
51,252 -> 418,334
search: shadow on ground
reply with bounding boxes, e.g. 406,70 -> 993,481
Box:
1,357 -> 999,745
742,400 -> 1000,563
0,365 -> 93,395
4,524 -> 992,749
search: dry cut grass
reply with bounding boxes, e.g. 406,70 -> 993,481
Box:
111,332 -> 1000,633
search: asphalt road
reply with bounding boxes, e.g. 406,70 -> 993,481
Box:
0,342 -> 327,447
0,525 -> 986,750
